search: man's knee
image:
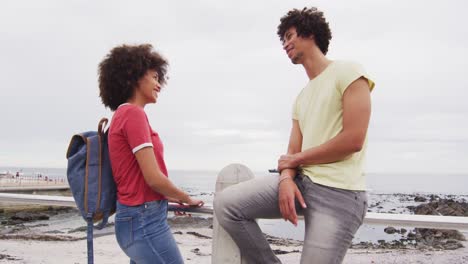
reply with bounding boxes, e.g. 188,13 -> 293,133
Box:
214,189 -> 241,224
213,191 -> 224,216
214,190 -> 229,223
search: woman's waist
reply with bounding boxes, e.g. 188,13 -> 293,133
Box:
116,199 -> 167,215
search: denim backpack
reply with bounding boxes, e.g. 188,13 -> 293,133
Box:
66,118 -> 117,264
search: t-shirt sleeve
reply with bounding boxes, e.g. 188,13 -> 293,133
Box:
123,107 -> 153,154
337,62 -> 375,95
292,94 -> 300,120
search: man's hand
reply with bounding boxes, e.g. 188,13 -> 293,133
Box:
278,153 -> 300,172
278,177 -> 306,226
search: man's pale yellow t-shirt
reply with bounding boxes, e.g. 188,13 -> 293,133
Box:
292,60 -> 375,191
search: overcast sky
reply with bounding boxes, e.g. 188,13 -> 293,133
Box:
1,0 -> 467,175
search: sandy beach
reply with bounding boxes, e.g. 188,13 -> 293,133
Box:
1,224 -> 467,264
1,191 -> 467,263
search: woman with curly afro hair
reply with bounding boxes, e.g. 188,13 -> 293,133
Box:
99,44 -> 203,264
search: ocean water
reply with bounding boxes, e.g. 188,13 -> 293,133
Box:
1,167 -> 467,242
1,167 -> 466,195
170,170 -> 468,196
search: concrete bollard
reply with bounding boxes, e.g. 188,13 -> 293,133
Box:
212,164 -> 255,264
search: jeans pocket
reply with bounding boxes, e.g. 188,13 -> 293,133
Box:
361,199 -> 368,223
299,174 -> 313,192
115,216 -> 133,249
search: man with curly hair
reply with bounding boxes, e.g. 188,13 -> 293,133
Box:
215,7 -> 375,263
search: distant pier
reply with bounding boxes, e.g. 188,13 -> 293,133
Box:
0,176 -> 69,193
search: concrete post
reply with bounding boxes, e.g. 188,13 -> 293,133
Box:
212,164 -> 255,264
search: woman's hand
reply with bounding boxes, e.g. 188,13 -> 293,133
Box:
185,197 -> 204,207
168,196 -> 203,220
166,196 -> 183,204
167,196 -> 203,207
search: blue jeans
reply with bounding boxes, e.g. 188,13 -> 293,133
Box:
115,200 -> 184,264
214,174 -> 367,264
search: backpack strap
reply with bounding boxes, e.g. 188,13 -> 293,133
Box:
86,117 -> 112,263
95,212 -> 109,230
95,117 -> 109,223
98,118 -> 108,136
86,213 -> 94,264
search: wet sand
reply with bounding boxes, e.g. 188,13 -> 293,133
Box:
1,225 -> 467,264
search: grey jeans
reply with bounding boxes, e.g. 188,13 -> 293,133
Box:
214,174 -> 367,264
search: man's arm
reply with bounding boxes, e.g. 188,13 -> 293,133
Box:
277,119 -> 306,226
278,77 -> 371,170
280,119 -> 302,179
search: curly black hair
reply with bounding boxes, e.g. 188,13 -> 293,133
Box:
98,44 -> 168,111
277,7 -> 332,55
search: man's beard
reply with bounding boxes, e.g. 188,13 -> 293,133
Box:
291,52 -> 303,64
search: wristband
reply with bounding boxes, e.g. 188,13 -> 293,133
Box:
278,176 -> 293,186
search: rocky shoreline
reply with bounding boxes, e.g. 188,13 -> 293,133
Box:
0,193 -> 466,252
352,194 -> 467,251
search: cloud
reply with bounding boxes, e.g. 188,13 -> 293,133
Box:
0,0 -> 467,175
